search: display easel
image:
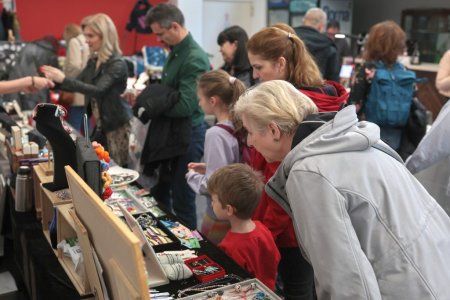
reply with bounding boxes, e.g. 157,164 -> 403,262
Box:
65,166 -> 168,300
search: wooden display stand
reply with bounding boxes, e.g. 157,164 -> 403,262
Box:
32,163 -> 53,220
5,139 -> 24,173
41,185 -> 72,248
65,166 -> 168,300
56,204 -> 101,299
39,160 -> 54,176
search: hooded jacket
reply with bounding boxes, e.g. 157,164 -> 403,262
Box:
294,26 -> 340,82
266,105 -> 450,299
251,83 -> 348,248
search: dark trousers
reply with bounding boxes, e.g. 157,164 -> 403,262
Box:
278,247 -> 315,300
153,122 -> 206,229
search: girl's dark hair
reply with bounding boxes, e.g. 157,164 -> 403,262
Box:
217,26 -> 251,73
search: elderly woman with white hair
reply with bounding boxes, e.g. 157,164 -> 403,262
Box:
234,80 -> 450,299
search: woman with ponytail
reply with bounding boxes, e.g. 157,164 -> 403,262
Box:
245,24 -> 349,300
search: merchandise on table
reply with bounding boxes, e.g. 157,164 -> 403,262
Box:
105,189 -> 148,216
177,278 -> 281,299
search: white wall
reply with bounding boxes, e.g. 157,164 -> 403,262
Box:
352,0 -> 450,34
175,0 -> 267,68
170,0 -> 204,45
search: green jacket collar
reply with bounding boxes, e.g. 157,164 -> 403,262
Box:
171,32 -> 194,54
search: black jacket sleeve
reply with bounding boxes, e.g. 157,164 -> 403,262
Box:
133,83 -> 179,122
60,57 -> 127,99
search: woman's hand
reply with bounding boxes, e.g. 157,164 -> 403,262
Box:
187,162 -> 206,174
121,89 -> 141,107
41,65 -> 65,83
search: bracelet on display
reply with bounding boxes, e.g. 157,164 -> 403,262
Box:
176,274 -> 243,297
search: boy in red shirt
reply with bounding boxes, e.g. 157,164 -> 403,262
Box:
207,163 -> 281,290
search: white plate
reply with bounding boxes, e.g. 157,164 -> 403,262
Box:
108,166 -> 139,187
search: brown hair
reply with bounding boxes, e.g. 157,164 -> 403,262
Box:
63,23 -> 81,44
207,163 -> 263,220
198,69 -> 246,108
198,70 -> 247,132
363,20 -> 406,66
247,24 -> 323,87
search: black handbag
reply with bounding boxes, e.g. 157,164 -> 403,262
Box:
90,126 -> 108,148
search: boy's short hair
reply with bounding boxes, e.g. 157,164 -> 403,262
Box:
207,163 -> 264,220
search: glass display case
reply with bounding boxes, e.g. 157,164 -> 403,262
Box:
401,9 -> 450,63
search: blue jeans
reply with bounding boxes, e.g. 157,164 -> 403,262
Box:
278,247 -> 315,300
154,122 -> 206,229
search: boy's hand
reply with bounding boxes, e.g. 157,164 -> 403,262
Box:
187,162 -> 206,174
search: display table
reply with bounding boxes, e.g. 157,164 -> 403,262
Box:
3,169 -> 251,300
3,186 -> 80,300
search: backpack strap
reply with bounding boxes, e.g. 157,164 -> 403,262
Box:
215,123 -> 235,135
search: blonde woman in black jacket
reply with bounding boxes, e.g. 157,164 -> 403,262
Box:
43,13 -> 131,166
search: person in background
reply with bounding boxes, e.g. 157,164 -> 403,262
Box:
0,76 -> 53,94
234,79 -> 450,300
62,23 -> 89,133
217,25 -> 254,87
294,8 -> 340,82
208,163 -> 280,290
348,20 -> 413,152
246,23 -> 348,300
186,70 -> 245,244
145,3 -> 210,229
436,49 -> 450,99
42,13 -> 131,166
326,20 -> 352,64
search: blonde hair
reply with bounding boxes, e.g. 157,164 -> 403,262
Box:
81,13 -> 122,63
63,23 -> 81,44
234,80 -> 318,135
247,25 -> 323,87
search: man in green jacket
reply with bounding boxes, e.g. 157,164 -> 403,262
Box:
145,3 -> 210,228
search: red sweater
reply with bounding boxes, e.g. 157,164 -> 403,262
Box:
218,221 -> 280,290
251,81 -> 349,248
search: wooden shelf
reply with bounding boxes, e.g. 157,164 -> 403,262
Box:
32,164 -> 53,221
42,230 -> 58,256
56,204 -> 93,297
41,184 -> 72,231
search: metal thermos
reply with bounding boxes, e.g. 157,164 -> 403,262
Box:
15,166 -> 32,212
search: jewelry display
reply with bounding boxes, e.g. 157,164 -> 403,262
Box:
54,189 -> 71,200
32,103 -> 77,192
184,256 -> 226,283
160,219 -> 200,249
176,274 -> 243,298
104,189 -> 148,217
176,278 -> 281,300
